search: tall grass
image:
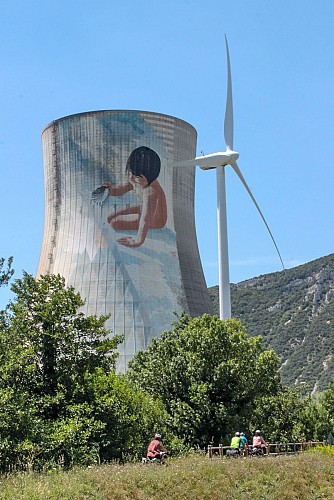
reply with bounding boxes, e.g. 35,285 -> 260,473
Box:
0,451 -> 333,499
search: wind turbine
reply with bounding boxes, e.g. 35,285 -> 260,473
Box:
175,35 -> 284,320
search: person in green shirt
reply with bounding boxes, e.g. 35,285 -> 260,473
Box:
230,432 -> 241,451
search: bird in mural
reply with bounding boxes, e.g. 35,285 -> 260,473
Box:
91,185 -> 109,206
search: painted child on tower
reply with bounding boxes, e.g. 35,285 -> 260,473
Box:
103,146 -> 167,247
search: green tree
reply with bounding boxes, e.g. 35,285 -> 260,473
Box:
320,381 -> 334,433
0,273 -> 173,470
5,273 -> 120,411
250,387 -> 328,443
127,313 -> 281,447
0,256 -> 14,287
0,256 -> 14,328
80,369 -> 177,462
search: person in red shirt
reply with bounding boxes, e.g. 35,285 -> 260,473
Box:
147,433 -> 167,460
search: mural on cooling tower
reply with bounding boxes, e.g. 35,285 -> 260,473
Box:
38,110 -> 211,371
93,145 -> 167,249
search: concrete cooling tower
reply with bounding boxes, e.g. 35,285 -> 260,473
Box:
37,110 -> 213,371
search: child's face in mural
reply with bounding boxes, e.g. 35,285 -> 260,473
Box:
128,171 -> 148,188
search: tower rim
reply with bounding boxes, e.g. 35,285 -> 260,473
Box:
41,109 -> 197,137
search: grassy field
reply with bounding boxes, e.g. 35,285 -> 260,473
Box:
0,451 -> 333,499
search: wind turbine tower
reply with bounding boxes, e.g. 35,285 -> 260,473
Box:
176,36 -> 284,319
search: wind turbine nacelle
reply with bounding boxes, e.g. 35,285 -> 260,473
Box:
199,150 -> 239,170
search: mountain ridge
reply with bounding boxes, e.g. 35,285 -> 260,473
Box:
208,253 -> 334,392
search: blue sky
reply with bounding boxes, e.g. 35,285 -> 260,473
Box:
1,0 -> 334,307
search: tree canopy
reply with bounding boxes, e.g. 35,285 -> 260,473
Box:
127,313 -> 281,446
0,256 -> 14,287
0,273 -> 175,470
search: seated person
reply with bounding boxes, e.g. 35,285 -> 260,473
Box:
252,430 -> 268,451
240,432 -> 248,449
147,433 -> 167,460
230,432 -> 241,452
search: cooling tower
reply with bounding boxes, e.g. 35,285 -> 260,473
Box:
37,110 -> 213,371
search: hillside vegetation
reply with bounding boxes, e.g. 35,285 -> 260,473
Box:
208,253 -> 334,392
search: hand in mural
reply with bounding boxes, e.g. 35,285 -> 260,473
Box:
117,236 -> 143,247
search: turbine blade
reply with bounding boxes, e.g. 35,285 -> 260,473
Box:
231,161 -> 285,269
224,35 -> 234,151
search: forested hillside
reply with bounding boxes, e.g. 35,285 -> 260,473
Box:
208,253 -> 334,392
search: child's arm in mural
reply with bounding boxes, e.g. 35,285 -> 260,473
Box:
102,182 -> 133,197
